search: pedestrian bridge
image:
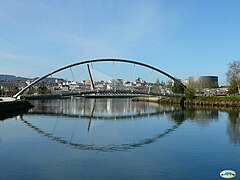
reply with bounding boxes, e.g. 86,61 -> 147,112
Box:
13,59 -> 186,99
74,89 -> 175,98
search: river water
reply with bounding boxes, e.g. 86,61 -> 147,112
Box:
0,98 -> 239,180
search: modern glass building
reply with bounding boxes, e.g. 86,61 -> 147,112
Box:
189,76 -> 218,89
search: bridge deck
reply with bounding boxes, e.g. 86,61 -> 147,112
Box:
0,97 -> 16,102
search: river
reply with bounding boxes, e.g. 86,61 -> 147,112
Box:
0,98 -> 239,179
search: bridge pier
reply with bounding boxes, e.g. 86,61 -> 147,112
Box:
87,64 -> 95,91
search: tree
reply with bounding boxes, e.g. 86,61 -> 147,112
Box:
226,60 -> 240,95
228,80 -> 239,95
153,78 -> 161,94
37,86 -> 52,94
184,87 -> 196,99
27,87 -> 36,94
172,80 -> 184,94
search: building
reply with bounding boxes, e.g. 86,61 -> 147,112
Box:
0,81 -> 18,95
181,79 -> 189,86
189,76 -> 218,90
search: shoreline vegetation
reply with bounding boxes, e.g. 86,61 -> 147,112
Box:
132,96 -> 240,108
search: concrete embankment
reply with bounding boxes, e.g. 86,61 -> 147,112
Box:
0,99 -> 34,120
132,96 -> 240,108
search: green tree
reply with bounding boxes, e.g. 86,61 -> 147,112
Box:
37,86 -> 52,94
228,80 -> 239,95
172,80 -> 184,94
27,87 -> 36,94
226,60 -> 240,95
184,87 -> 196,99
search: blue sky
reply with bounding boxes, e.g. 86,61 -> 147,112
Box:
0,0 -> 240,84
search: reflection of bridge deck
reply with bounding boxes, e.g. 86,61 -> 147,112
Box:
29,108 -> 182,120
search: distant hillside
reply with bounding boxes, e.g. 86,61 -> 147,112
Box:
0,74 -> 66,82
0,74 -> 28,81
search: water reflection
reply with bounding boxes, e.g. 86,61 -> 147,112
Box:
0,106 -> 32,120
29,98 -> 171,117
227,112 -> 240,144
19,98 -> 240,151
24,98 -> 186,151
181,108 -> 219,127
19,116 -> 182,152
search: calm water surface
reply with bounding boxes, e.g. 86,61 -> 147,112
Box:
0,98 -> 239,180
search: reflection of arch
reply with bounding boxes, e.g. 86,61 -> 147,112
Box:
13,59 -> 186,98
19,115 -> 183,152
29,108 -> 182,120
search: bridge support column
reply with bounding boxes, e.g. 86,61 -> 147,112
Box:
87,64 -> 95,91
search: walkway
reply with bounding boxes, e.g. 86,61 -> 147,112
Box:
0,97 -> 16,102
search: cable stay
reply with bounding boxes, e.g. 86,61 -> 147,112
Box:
70,119 -> 78,143
70,67 -> 75,82
148,70 -> 155,94
112,61 -> 116,92
131,116 -> 136,144
132,64 -> 136,92
113,116 -> 117,146
90,63 -> 95,82
51,119 -> 60,135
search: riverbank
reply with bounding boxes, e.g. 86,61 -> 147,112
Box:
132,96 -> 240,108
132,96 -> 185,104
185,96 -> 240,107
0,100 -> 34,120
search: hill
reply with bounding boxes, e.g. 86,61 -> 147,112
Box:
0,74 -> 28,81
0,74 -> 65,82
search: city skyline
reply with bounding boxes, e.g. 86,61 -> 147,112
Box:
1,1 -> 240,85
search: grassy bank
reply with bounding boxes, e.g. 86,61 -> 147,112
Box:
188,96 -> 240,101
133,95 -> 240,107
132,96 -> 185,104
185,96 -> 240,107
